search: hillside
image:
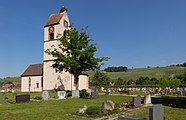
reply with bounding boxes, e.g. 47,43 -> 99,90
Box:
88,66 -> 186,81
0,77 -> 21,84
0,67 -> 185,84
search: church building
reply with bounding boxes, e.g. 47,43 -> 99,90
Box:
21,7 -> 89,92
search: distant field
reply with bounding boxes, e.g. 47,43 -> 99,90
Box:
0,67 -> 185,84
0,77 -> 21,84
88,67 -> 186,81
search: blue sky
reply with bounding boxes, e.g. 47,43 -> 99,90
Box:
0,0 -> 186,78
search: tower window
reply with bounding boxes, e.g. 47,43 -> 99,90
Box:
64,20 -> 68,28
48,26 -> 54,40
49,33 -> 54,40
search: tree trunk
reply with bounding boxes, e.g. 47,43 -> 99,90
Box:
74,76 -> 79,90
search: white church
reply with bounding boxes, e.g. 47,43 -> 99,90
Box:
21,7 -> 89,92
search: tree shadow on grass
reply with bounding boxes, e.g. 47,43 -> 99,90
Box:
151,96 -> 186,108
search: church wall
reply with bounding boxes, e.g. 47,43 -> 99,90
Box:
79,75 -> 89,90
43,61 -> 73,91
21,76 -> 43,92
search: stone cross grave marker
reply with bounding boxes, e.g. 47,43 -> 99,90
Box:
42,90 -> 49,100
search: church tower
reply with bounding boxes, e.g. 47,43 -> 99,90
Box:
43,7 -> 72,90
43,7 -> 89,91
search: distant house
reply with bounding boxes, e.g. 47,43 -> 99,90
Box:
2,83 -> 14,92
21,7 -> 89,92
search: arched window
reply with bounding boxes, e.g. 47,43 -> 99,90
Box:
64,20 -> 68,28
48,26 -> 54,40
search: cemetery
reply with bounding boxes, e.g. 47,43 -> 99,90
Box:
0,1 -> 186,120
0,87 -> 186,120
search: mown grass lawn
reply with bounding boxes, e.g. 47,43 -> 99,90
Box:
117,105 -> 186,120
0,92 -> 186,120
0,93 -> 131,120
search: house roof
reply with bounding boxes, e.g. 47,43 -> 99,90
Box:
21,64 -> 43,77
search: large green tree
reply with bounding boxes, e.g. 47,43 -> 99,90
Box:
45,26 -> 109,89
90,71 -> 110,86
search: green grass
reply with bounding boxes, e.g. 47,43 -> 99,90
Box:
119,106 -> 186,120
0,93 -> 131,120
0,93 -> 186,120
88,66 -> 186,81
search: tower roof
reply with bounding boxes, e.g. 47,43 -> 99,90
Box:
44,7 -> 67,27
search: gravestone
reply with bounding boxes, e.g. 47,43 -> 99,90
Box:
144,94 -> 151,105
101,100 -> 115,114
42,90 -> 49,100
86,89 -> 92,95
149,104 -> 164,120
133,95 -> 141,107
118,116 -> 146,120
57,91 -> 66,99
91,91 -> 98,99
72,90 -> 79,98
16,94 -> 30,103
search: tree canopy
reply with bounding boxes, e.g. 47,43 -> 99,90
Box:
45,26 -> 109,89
90,71 -> 110,86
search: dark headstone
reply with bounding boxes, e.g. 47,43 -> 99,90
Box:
149,104 -> 164,120
118,116 -> 146,120
16,94 -> 30,103
133,95 -> 141,107
91,91 -> 98,99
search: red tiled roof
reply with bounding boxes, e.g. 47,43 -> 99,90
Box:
44,12 -> 63,27
21,64 -> 43,77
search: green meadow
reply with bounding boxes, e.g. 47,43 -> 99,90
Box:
88,66 -> 186,81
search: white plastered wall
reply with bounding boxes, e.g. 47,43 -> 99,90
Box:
79,75 -> 89,90
21,76 -> 43,92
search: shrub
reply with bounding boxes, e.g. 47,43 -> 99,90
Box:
86,106 -> 101,115
66,91 -> 72,97
80,89 -> 90,99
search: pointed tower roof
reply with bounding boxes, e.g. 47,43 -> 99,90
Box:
44,7 -> 68,27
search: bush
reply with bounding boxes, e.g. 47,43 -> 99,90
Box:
80,90 -> 90,99
86,106 -> 101,115
66,91 -> 72,97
